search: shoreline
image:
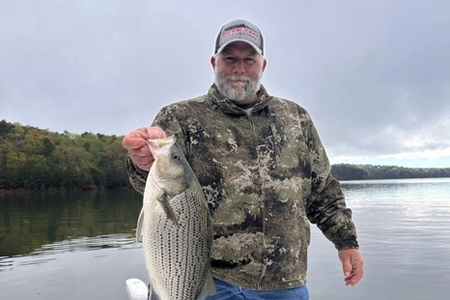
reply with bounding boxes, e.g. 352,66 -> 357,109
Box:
0,186 -> 133,195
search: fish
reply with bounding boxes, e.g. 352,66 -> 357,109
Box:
136,136 -> 216,300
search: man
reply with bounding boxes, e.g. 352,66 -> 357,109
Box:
123,19 -> 363,300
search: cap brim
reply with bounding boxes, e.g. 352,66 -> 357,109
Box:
216,39 -> 263,55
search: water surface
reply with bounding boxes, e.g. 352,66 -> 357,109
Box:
1,179 -> 449,300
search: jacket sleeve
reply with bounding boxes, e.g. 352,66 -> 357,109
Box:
126,156 -> 148,195
125,105 -> 187,194
151,105 -> 188,156
304,118 -> 359,250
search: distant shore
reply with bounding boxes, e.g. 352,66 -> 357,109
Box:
1,120 -> 449,191
330,164 -> 450,181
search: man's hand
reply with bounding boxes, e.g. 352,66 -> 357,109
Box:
338,248 -> 364,286
122,126 -> 166,171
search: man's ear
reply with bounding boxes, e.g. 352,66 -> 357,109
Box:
262,58 -> 268,72
210,56 -> 216,71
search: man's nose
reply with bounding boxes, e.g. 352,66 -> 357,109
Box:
233,60 -> 245,74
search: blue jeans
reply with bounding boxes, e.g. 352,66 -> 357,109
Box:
206,278 -> 309,300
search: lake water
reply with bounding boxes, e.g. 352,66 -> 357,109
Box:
1,178 -> 449,300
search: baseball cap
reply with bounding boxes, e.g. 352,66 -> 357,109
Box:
214,19 -> 264,55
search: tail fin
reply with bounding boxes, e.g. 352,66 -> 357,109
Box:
148,284 -> 161,300
196,270 -> 216,300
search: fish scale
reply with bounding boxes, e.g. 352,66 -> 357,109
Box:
137,136 -> 216,300
146,191 -> 208,299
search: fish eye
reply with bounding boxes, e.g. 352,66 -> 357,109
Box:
172,153 -> 181,162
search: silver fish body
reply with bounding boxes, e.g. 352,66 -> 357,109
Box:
136,136 -> 216,300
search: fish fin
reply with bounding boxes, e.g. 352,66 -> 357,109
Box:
136,207 -> 144,242
148,284 -> 161,300
196,270 -> 216,300
157,193 -> 179,226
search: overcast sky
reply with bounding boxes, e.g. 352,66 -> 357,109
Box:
1,0 -> 449,168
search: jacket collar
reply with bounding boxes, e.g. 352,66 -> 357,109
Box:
208,84 -> 272,115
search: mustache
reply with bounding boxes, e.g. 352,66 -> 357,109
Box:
222,75 -> 251,82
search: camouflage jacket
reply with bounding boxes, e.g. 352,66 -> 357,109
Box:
126,84 -> 359,290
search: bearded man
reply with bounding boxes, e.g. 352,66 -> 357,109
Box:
123,19 -> 364,300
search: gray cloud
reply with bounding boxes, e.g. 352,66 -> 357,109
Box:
1,0 -> 449,167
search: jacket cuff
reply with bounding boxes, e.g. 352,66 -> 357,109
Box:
125,154 -> 148,195
335,238 -> 359,250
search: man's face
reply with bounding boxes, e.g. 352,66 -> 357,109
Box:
211,42 -> 267,104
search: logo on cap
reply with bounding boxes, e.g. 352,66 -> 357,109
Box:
215,19 -> 264,55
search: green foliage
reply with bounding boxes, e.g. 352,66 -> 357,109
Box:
330,164 -> 369,180
331,164 -> 450,180
0,120 -> 129,190
2,120 -> 449,189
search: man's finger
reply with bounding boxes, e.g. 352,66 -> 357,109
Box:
122,137 -> 147,150
145,127 -> 167,140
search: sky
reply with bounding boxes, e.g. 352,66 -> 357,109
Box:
1,0 -> 449,168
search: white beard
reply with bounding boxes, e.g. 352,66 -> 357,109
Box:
214,72 -> 262,103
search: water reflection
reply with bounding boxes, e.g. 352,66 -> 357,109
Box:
0,188 -> 142,257
1,179 -> 449,300
0,233 -> 140,273
307,178 -> 450,300
342,177 -> 450,218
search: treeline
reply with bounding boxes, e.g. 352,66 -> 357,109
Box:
2,120 -> 449,190
331,163 -> 450,180
0,120 -> 129,190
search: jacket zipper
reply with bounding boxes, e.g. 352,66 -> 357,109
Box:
246,112 -> 267,289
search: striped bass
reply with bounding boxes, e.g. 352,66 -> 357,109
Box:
136,136 -> 216,300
